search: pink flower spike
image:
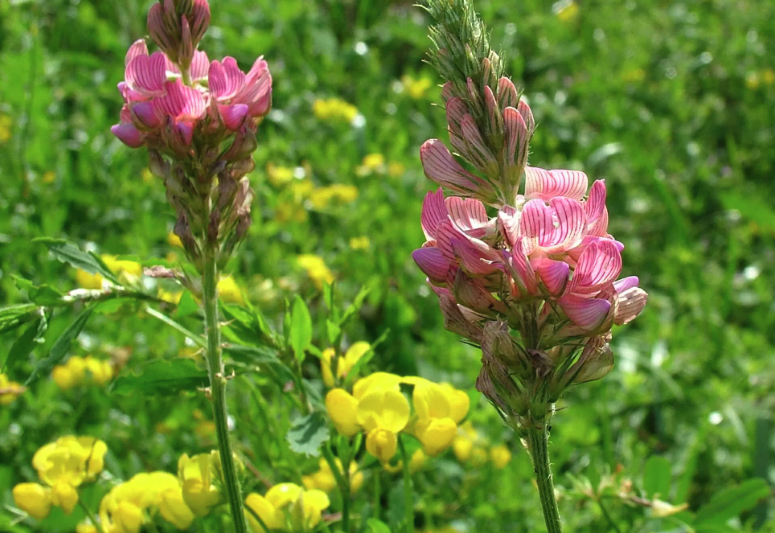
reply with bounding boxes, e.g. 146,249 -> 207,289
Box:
559,294 -> 612,330
569,239 -> 623,295
233,68 -> 272,117
125,40 -> 149,66
131,102 -> 162,129
614,287 -> 648,325
517,98 -> 535,132
441,81 -> 456,102
533,257 -> 570,296
445,98 -> 467,135
504,106 -> 528,167
446,197 -> 488,237
524,167 -> 589,201
209,57 -> 246,101
613,276 -> 639,293
451,238 -> 499,275
510,238 -> 538,296
154,80 -> 206,121
126,52 -> 168,96
497,77 -> 518,109
420,139 -> 486,196
421,188 -> 448,241
413,247 -> 451,283
190,0 -> 211,43
189,50 -> 210,82
460,114 -> 496,168
218,104 -> 249,131
111,123 -> 146,148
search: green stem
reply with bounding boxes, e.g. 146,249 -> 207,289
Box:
597,497 -> 621,533
398,437 -> 414,533
322,443 -> 350,532
527,424 -> 563,533
77,499 -> 106,533
373,467 -> 381,520
203,253 -> 249,533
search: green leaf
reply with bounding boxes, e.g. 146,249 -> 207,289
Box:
223,344 -> 295,386
693,478 -> 769,525
111,359 -> 208,395
290,296 -> 312,362
0,303 -> 39,334
286,411 -> 330,457
35,237 -> 121,285
221,303 -> 277,347
367,519 -> 392,533
325,319 -> 341,346
343,328 -> 389,389
3,316 -> 46,373
25,306 -> 94,386
145,307 -> 206,349
323,281 -> 339,322
13,276 -> 63,306
340,285 -> 370,326
174,291 -> 199,318
643,455 -> 672,499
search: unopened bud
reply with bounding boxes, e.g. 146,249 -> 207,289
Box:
148,150 -> 170,179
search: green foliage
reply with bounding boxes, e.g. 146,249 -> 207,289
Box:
111,359 -> 209,396
286,411 -> 330,457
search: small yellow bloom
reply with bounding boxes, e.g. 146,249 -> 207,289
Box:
0,373 -> 24,405
52,482 -> 79,514
313,98 -> 358,123
304,458 -> 363,494
245,492 -> 285,531
76,523 -> 98,533
168,232 -> 183,248
52,357 -> 112,390
158,289 -> 183,304
13,483 -> 52,520
267,163 -> 295,187
178,452 -> 222,517
297,254 -> 335,289
218,275 -> 244,305
490,444 -> 512,469
321,341 -> 370,388
101,255 -> 143,278
0,115 -> 12,143
325,389 -> 360,437
141,168 -> 154,183
362,153 -> 385,169
358,388 -> 410,463
158,485 -> 196,530
309,184 -> 359,210
76,269 -> 104,290
383,448 -> 426,474
388,162 -> 406,178
555,0 -> 579,21
43,171 -> 56,184
349,236 -> 371,250
414,418 -> 457,456
401,75 -> 433,99
246,483 -> 331,532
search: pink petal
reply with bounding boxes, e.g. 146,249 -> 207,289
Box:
435,220 -> 465,263
543,197 -> 585,252
446,197 -> 488,236
111,123 -> 145,148
233,69 -> 273,117
218,103 -> 249,130
560,294 -> 611,330
497,77 -> 518,110
614,287 -> 648,325
154,80 -> 206,121
189,50 -> 210,82
453,273 -> 505,315
460,114 -> 496,169
451,238 -> 499,275
190,0 -> 211,43
504,106 -> 528,168
520,199 -> 554,243
125,40 -> 148,67
209,57 -> 246,101
518,98 -> 535,132
585,180 -> 609,236
412,247 -> 451,283
420,140 -> 485,195
421,188 -> 448,241
245,56 -> 268,85
441,81 -> 455,102
533,257 -> 570,296
445,98 -> 467,135
510,238 -> 538,296
131,102 -> 162,129
176,121 -> 195,145
525,167 -> 588,201
497,206 -> 519,247
570,239 -> 622,294
613,276 -> 639,293
126,52 -> 167,96
484,86 -> 498,131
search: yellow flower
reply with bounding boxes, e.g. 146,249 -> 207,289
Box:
555,0 -> 579,21
76,269 -> 104,290
325,389 -> 360,437
303,458 -> 363,495
52,357 -> 112,390
401,75 -> 433,99
0,115 -> 12,143
158,484 -> 196,530
388,162 -> 405,178
178,452 -> 221,517
321,342 -> 370,388
309,184 -> 359,210
101,255 -> 143,278
76,523 -> 98,533
357,388 -> 410,463
410,380 -> 463,456
246,484 -> 331,532
267,163 -> 295,187
349,236 -> 371,250
0,373 -> 24,405
168,232 -> 183,248
43,171 -> 56,184
313,98 -> 358,123
13,483 -> 52,520
158,289 -> 183,304
383,448 -> 427,474
439,383 -> 470,424
218,275 -> 244,305
297,254 -> 335,289
362,153 -> 385,169
490,444 -> 512,469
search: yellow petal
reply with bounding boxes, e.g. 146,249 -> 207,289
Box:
13,483 -> 52,520
413,382 -> 451,420
416,418 -> 457,456
52,482 -> 79,514
342,342 -> 370,375
76,523 -> 98,533
349,462 -> 364,494
320,348 -> 335,388
440,384 -> 470,424
265,483 -> 302,509
356,389 -> 409,432
52,366 -> 75,390
409,449 -> 426,473
245,493 -> 285,531
300,489 -> 330,528
453,436 -> 473,462
115,501 -> 144,533
366,429 -> 398,463
490,444 -> 512,469
325,389 -> 360,437
76,270 -> 103,290
182,478 -> 220,517
158,486 -> 196,530
352,372 -> 402,400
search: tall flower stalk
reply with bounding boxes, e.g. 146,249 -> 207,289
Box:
111,1 -> 272,530
416,1 -> 648,531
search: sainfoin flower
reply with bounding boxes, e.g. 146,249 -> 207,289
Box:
413,78 -> 647,419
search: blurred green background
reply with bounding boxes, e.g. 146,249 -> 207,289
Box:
1,0 -> 774,531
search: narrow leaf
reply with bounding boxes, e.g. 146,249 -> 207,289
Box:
0,304 -> 39,334
340,285 -> 370,325
286,411 -> 330,457
112,359 -> 208,395
4,316 -> 46,373
35,238 -> 120,285
146,307 -> 206,349
25,307 -> 93,386
290,296 -> 312,362
693,478 -> 770,525
174,291 -> 199,318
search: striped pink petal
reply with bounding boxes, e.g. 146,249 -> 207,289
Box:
111,123 -> 145,148
497,206 -> 520,247
445,98 -> 467,134
451,238 -> 499,275
218,103 -> 249,131
131,101 -> 162,129
544,197 -> 585,252
504,107 -> 528,167
412,247 -> 451,283
559,294 -> 611,330
421,188 -> 448,241
126,51 -> 167,96
453,273 -> 506,315
435,220 -> 465,263
234,68 -> 272,117
460,114 -> 496,169
441,82 -> 456,102
518,98 -> 535,132
497,77 -> 518,110
570,239 -> 622,294
125,40 -> 148,67
190,0 -> 211,43
525,167 -> 588,201
420,139 -> 485,195
446,197 -> 488,235
245,57 -> 268,85
614,287 -> 648,325
153,80 -> 206,121
567,236 -> 623,263
190,50 -> 210,82
585,180 -> 609,236
533,257 -> 570,296
613,276 -> 639,293
209,57 -> 246,101
484,86 -> 498,130
510,238 -> 538,296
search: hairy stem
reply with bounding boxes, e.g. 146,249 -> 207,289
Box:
527,424 -> 563,533
203,251 -> 248,533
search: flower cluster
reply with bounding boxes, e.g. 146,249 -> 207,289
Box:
452,422 -> 512,469
302,458 -> 364,494
0,373 -> 24,405
177,451 -> 224,516
112,0 -> 272,270
325,373 -> 469,462
414,34 -> 647,425
13,436 -> 107,519
52,356 -> 113,391
99,471 -> 194,533
244,483 -> 330,532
